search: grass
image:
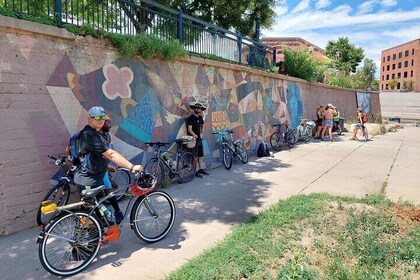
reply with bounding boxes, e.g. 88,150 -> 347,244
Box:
166,193 -> 420,280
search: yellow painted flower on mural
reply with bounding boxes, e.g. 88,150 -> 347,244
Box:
102,63 -> 134,100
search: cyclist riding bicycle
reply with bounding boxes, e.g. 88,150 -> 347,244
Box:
74,106 -> 143,224
350,108 -> 368,140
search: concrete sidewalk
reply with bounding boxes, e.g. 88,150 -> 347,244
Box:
1,126 -> 419,280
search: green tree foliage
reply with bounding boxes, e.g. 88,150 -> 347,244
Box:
388,79 -> 398,90
351,58 -> 377,90
325,37 -> 364,75
283,48 -> 322,82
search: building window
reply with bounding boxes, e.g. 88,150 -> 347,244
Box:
404,72 -> 408,78
392,64 -> 395,70
411,70 -> 414,77
382,75 -> 384,81
386,84 -> 389,90
392,73 -> 395,79
387,55 -> 390,61
383,57 -> 385,62
398,62 -> 402,68
405,50 -> 409,57
397,73 -> 401,79
412,59 -> 414,66
412,48 -> 415,55
382,66 -> 385,72
393,53 -> 396,60
404,61 -> 408,67
387,65 -> 390,71
399,52 -> 402,58
397,82 -> 401,89
386,74 -> 389,80
381,84 -> 384,90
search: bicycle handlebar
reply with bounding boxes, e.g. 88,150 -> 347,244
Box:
145,142 -> 170,147
212,129 -> 234,135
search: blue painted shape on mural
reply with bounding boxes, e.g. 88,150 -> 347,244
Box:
356,92 -> 371,114
264,95 -> 275,116
286,83 -> 303,129
119,88 -> 161,143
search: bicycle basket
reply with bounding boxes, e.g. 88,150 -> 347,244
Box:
182,135 -> 196,148
130,173 -> 158,196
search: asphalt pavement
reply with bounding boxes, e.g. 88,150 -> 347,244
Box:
1,125 -> 419,280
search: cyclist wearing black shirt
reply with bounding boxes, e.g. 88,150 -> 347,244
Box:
186,103 -> 210,178
74,106 -> 143,224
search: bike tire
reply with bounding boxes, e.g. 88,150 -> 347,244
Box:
130,191 -> 175,243
36,181 -> 71,226
270,132 -> 284,151
176,151 -> 196,183
38,210 -> 102,277
356,126 -> 368,142
235,142 -> 248,163
222,143 -> 233,170
144,158 -> 165,188
288,129 -> 298,147
302,128 -> 313,142
110,169 -> 132,200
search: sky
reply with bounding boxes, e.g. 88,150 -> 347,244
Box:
262,0 -> 420,77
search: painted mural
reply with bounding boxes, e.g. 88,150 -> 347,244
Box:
356,92 -> 372,114
46,55 -> 303,168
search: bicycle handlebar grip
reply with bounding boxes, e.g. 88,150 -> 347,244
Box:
48,155 -> 59,161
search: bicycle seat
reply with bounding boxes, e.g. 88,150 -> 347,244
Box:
81,186 -> 105,199
145,142 -> 169,147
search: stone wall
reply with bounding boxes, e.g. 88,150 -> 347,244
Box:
0,16 -> 381,235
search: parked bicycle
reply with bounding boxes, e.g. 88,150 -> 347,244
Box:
143,138 -> 196,187
212,129 -> 248,170
270,123 -> 298,151
293,118 -> 316,143
37,170 -> 175,277
355,125 -> 369,142
36,155 -> 132,228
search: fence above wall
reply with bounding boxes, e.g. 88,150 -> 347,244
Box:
2,0 -> 276,69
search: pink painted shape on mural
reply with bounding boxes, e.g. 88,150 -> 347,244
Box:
102,64 -> 134,100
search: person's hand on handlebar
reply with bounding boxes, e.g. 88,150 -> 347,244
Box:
130,164 -> 143,173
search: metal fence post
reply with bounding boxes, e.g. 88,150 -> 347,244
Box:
177,8 -> 183,44
54,0 -> 62,26
237,33 -> 242,64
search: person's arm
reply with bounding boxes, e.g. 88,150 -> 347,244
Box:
200,118 -> 204,139
102,149 -> 142,173
358,112 -> 363,124
187,125 -> 198,139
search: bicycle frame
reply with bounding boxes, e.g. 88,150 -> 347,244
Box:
151,144 -> 185,176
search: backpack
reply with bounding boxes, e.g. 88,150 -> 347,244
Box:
65,128 -> 87,166
257,141 -> 270,157
361,112 -> 368,123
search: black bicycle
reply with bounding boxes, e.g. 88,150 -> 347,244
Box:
37,171 -> 175,277
36,155 -> 132,227
143,139 -> 196,187
270,123 -> 298,151
212,129 -> 248,170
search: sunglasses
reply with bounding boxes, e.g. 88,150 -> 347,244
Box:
91,115 -> 106,120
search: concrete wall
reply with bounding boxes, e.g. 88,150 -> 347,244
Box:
0,16 -> 381,235
380,91 -> 420,121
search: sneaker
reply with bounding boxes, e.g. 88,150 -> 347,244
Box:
115,211 -> 124,225
195,172 -> 203,178
198,169 -> 210,175
320,138 -> 324,141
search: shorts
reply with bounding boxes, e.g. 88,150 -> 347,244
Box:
316,119 -> 323,127
356,123 -> 364,128
103,171 -> 112,190
194,139 -> 204,158
324,119 -> 333,127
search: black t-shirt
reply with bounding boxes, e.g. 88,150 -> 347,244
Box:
74,125 -> 110,187
186,114 -> 204,139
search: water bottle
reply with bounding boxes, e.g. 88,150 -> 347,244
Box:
172,160 -> 177,168
100,205 -> 114,223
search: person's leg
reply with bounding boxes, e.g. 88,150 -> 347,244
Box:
103,171 -> 123,223
197,142 -> 209,175
320,126 -> 327,140
315,126 -> 322,138
328,126 -> 333,141
350,125 -> 358,139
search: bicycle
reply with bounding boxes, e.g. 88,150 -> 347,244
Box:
355,124 -> 369,142
144,138 -> 196,188
212,129 -> 248,170
36,155 -> 132,228
270,123 -> 298,151
293,118 -> 316,143
37,171 -> 175,277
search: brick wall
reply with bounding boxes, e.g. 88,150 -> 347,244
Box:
0,16 -> 381,235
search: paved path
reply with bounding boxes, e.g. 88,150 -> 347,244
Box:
1,126 -> 419,280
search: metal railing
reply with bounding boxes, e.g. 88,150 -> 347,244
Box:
2,0 -> 276,68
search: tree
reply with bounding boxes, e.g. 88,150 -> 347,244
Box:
351,58 -> 377,90
325,37 -> 364,75
283,48 -> 322,82
389,79 -> 398,90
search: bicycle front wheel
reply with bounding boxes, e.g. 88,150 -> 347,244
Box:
356,126 -> 368,142
176,151 -> 196,183
130,191 -> 176,243
110,169 -> 132,200
302,127 -> 313,142
38,210 -> 102,277
222,143 -> 233,169
235,142 -> 248,163
270,132 -> 284,151
37,181 -> 71,226
290,129 -> 299,145
144,158 -> 164,188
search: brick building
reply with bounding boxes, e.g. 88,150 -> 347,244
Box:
380,39 -> 420,92
261,37 -> 327,61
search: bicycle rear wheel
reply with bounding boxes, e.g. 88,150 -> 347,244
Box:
37,181 -> 71,226
356,126 -> 368,142
144,158 -> 164,187
130,191 -> 175,243
302,127 -> 313,142
288,129 -> 298,147
38,210 -> 102,277
235,142 -> 248,163
270,132 -> 284,151
110,169 -> 132,200
222,143 -> 233,169
176,151 -> 196,183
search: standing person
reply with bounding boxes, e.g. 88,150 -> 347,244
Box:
314,105 -> 324,139
350,108 -> 368,140
332,106 -> 342,134
186,103 -> 210,178
74,106 -> 143,224
321,103 -> 335,142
